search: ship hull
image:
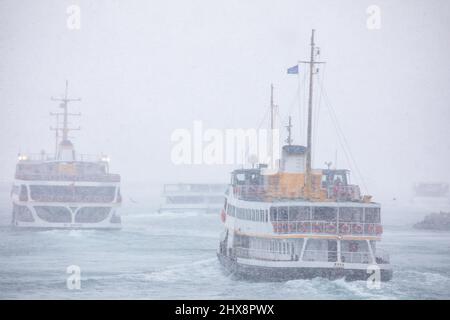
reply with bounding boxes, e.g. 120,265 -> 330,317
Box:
12,221 -> 121,230
217,252 -> 393,282
158,206 -> 222,214
11,200 -> 122,230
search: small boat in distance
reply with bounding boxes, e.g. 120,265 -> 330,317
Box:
411,182 -> 450,207
159,183 -> 228,213
217,30 -> 392,282
414,182 -> 449,198
414,211 -> 450,231
11,81 -> 122,229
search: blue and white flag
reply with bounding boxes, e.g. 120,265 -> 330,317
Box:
287,65 -> 299,74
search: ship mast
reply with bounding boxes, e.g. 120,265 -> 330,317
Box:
270,83 -> 275,130
300,29 -> 324,197
50,80 -> 81,158
285,116 -> 293,145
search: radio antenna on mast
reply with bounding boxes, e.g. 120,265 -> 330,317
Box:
299,29 -> 325,198
285,116 -> 293,145
50,80 -> 81,158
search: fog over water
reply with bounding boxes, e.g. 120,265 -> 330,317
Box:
0,0 -> 449,299
1,0 -> 450,199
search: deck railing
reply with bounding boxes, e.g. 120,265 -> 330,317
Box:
15,173 -> 120,182
302,249 -> 337,262
234,248 -> 377,264
271,220 -> 383,236
163,184 -> 227,193
340,251 -> 372,264
233,247 -> 296,261
233,184 -> 361,202
17,153 -> 108,162
374,249 -> 390,264
29,194 -> 116,203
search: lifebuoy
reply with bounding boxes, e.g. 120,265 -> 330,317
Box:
367,224 -> 376,234
220,209 -> 226,223
339,223 -> 351,234
353,223 -> 363,234
375,225 -> 383,235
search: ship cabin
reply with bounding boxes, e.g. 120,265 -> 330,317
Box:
12,154 -> 121,204
226,161 -> 382,238
229,166 -> 362,203
15,154 -> 120,182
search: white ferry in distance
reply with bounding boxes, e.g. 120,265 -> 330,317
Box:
159,183 -> 228,213
411,182 -> 450,207
11,81 -> 122,229
217,30 -> 392,281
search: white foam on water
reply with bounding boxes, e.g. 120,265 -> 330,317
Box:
0,203 -> 449,299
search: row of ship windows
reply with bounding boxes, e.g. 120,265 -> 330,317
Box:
269,206 -> 381,223
12,204 -> 114,223
12,185 -> 118,202
226,204 -> 381,223
226,204 -> 269,222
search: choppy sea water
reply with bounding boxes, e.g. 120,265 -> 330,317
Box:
0,188 -> 449,299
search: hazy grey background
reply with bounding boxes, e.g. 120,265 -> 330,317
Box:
1,0 -> 449,202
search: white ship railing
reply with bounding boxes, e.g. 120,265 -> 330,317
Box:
232,184 -> 361,202
162,184 -> 227,194
303,250 -> 371,264
374,249 -> 390,264
271,220 -> 383,236
17,153 -> 109,162
15,173 -> 120,182
234,247 -> 295,261
302,249 -> 336,262
234,248 -> 377,264
339,251 -> 372,264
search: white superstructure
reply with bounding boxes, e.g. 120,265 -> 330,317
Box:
159,183 -> 227,213
11,82 -> 122,229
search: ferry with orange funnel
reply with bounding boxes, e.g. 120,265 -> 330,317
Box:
217,30 -> 392,281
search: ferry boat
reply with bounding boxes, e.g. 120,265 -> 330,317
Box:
159,183 -> 227,213
411,182 -> 450,207
217,30 -> 392,281
11,82 -> 122,229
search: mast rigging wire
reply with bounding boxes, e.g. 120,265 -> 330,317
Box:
317,79 -> 370,195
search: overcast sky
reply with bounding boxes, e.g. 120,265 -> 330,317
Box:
1,0 -> 449,201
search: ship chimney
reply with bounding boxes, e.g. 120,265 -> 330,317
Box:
57,139 -> 76,161
281,145 -> 306,173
